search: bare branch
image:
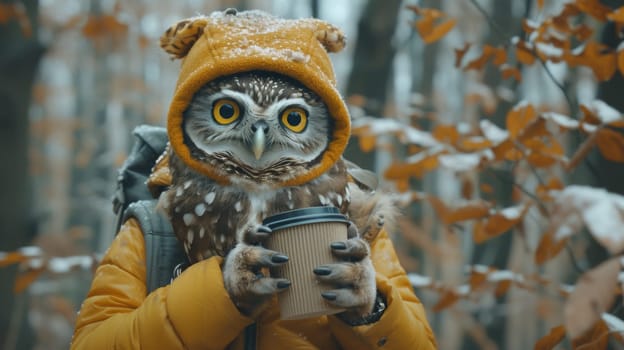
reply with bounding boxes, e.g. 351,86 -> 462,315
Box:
467,0 -> 577,116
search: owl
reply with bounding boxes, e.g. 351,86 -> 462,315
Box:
160,71 -> 351,263
156,10 -> 392,318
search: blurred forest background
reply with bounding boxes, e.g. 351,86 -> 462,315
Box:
4,0 -> 624,349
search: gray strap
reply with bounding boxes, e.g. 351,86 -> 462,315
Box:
123,200 -> 188,293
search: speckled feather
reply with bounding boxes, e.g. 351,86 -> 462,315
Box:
162,152 -> 349,263
160,72 -> 351,263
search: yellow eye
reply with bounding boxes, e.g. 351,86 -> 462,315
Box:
212,99 -> 240,125
280,107 -> 308,133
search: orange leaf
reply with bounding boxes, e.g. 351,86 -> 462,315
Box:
358,134 -> 377,153
574,24 -> 594,42
465,45 -> 496,71
536,177 -> 565,201
616,50 -> 624,75
569,42 -> 616,81
571,320 -> 609,350
385,163 -> 421,180
535,232 -> 568,265
580,104 -> 602,125
526,137 -> 565,168
596,128 -> 624,162
456,137 -> 493,152
493,47 -> 507,66
432,289 -> 460,312
82,14 -> 128,40
432,124 -> 460,144
395,179 -> 410,192
454,43 -> 471,68
492,140 -> 514,161
534,325 -> 566,350
428,197 -> 490,225
515,40 -> 536,65
0,252 -> 27,268
427,18 -> 456,44
505,147 -> 525,162
412,8 -> 456,44
14,268 -> 45,293
507,102 -> 537,140
494,280 -> 512,298
469,270 -> 489,290
519,118 -> 549,143
574,0 -> 612,21
416,17 -> 456,44
593,52 -> 617,82
565,258 -> 620,341
474,205 -> 528,243
608,6 -> 624,24
501,65 -> 522,82
384,154 -> 440,180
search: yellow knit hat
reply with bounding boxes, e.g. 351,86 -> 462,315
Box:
160,9 -> 350,186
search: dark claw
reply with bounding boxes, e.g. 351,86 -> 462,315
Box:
313,266 -> 332,276
271,254 -> 289,263
277,280 -> 291,289
321,292 -> 337,301
330,241 -> 347,250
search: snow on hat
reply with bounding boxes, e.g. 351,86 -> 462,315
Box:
160,9 -> 350,186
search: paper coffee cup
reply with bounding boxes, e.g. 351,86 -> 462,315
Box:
263,206 -> 349,320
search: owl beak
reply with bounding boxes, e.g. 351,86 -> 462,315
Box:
251,121 -> 268,160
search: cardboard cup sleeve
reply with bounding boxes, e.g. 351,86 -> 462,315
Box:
263,206 -> 349,320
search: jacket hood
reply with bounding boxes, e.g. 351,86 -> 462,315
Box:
160,9 -> 351,187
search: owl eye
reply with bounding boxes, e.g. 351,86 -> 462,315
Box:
280,107 -> 308,133
212,99 -> 241,125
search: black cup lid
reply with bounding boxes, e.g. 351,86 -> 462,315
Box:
262,206 -> 349,231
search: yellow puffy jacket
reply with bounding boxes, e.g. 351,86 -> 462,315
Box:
71,218 -> 436,349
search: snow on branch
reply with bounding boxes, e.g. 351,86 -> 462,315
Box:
0,247 -> 100,293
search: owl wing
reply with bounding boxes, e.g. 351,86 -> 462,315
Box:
343,159 -> 397,242
344,159 -> 378,191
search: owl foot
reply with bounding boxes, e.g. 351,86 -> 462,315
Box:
313,237 -> 377,318
223,242 -> 290,318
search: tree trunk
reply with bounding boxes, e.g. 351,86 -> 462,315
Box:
344,0 -> 402,170
0,1 -> 44,349
465,0 -> 521,348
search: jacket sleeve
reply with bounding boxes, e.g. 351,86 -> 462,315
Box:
71,218 -> 253,350
327,229 -> 437,349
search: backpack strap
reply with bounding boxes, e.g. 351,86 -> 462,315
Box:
123,199 -> 256,348
123,199 -> 189,293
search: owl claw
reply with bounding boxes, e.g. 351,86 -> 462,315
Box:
330,237 -> 369,261
347,222 -> 359,239
243,225 -> 273,245
314,236 -> 377,317
223,243 -> 290,317
270,254 -> 289,263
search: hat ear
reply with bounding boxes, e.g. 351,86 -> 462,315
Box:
314,22 -> 346,53
160,17 -> 208,59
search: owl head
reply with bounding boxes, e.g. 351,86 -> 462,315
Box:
161,9 -> 351,188
182,71 -> 333,188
